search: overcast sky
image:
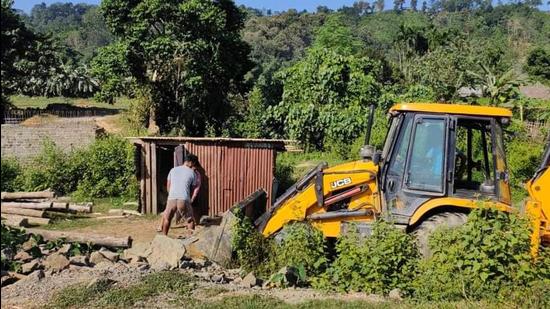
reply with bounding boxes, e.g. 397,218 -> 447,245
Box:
12,0 -> 550,13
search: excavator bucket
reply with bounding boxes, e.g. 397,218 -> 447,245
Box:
183,189 -> 267,266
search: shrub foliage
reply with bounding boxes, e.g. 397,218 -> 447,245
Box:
313,221 -> 419,295
2,136 -> 136,199
413,208 -> 549,302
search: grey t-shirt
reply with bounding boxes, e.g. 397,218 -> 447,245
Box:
167,165 -> 196,201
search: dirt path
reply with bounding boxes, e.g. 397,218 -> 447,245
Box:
64,216 -> 198,246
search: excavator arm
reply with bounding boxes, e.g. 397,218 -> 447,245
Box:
525,135 -> 550,256
255,160 -> 381,238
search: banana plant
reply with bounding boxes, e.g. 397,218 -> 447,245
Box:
468,64 -> 524,106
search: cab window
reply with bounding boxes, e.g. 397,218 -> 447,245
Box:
406,118 -> 447,193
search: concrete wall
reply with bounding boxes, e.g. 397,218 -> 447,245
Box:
1,117 -> 100,162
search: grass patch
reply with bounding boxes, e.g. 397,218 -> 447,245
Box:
47,279 -> 113,309
9,95 -> 131,110
196,295 -> 506,309
43,218 -> 108,231
48,272 -> 194,308
199,286 -> 230,298
98,271 -> 194,307
68,196 -> 136,214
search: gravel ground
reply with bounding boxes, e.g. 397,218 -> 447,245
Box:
1,263 -> 148,308
2,265 -> 386,309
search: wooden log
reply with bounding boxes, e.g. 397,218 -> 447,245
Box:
0,202 -> 52,210
0,207 -> 45,218
25,228 -> 132,248
68,204 -> 92,213
51,202 -> 69,211
95,215 -> 127,220
0,216 -> 29,227
1,191 -> 55,200
0,214 -> 50,226
108,209 -> 142,216
43,211 -> 74,219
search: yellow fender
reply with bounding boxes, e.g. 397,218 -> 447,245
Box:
409,197 -> 514,227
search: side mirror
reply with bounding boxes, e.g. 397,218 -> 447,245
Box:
360,145 -> 381,165
360,145 -> 375,160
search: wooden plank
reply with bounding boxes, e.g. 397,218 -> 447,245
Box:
151,142 -> 158,214
144,142 -> 152,214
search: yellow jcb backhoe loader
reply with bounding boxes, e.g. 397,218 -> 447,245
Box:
251,103 -> 550,256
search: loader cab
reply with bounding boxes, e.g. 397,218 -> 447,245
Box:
379,104 -> 513,224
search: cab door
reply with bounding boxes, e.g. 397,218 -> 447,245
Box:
382,114 -> 450,223
493,121 -> 511,205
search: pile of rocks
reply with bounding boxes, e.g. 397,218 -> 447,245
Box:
1,240 -> 147,287
2,233 -> 297,291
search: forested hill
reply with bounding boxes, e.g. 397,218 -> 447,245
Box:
3,1 -> 549,145
16,1 -> 550,81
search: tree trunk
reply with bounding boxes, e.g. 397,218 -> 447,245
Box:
1,191 -> 55,200
25,229 -> 132,248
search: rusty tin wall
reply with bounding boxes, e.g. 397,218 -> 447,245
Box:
184,142 -> 275,217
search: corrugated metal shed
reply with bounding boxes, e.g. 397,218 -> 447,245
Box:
129,137 -> 291,217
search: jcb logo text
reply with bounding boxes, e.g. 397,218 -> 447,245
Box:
331,177 -> 352,189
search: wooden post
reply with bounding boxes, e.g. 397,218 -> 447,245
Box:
144,142 -> 151,214
140,144 -> 146,214
151,142 -> 158,214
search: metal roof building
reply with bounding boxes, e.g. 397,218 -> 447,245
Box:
129,137 -> 292,217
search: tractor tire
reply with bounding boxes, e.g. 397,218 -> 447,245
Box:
413,212 -> 467,258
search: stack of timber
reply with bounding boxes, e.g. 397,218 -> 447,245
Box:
0,191 -> 93,227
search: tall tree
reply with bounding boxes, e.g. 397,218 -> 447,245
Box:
97,0 -> 253,135
411,0 -> 419,11
312,14 -> 364,56
394,0 -> 405,11
267,49 -> 383,149
375,0 -> 385,12
421,1 -> 428,11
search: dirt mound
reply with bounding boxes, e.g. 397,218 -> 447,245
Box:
20,114 -> 59,127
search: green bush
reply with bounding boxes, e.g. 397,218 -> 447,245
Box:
74,135 -> 136,199
413,208 -> 545,301
273,223 -> 328,278
231,209 -> 278,278
12,136 -> 136,199
1,157 -> 22,191
313,221 -> 419,295
505,126 -> 544,203
16,140 -> 82,194
1,223 -> 28,271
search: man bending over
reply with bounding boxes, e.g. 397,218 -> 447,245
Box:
161,157 -> 196,235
